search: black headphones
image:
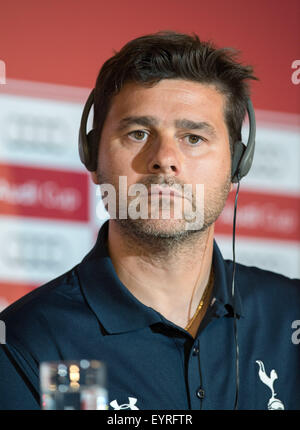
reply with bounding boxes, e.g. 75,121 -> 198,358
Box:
78,88 -> 256,183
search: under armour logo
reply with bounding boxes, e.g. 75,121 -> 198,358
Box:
256,360 -> 285,410
110,397 -> 139,410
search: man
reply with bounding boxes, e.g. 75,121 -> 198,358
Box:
0,31 -> 299,410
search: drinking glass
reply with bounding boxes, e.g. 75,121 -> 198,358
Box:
40,359 -> 108,410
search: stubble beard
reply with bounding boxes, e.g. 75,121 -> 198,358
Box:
96,170 -> 232,253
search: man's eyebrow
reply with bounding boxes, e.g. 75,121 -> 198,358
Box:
116,116 -> 217,137
174,119 -> 217,137
116,116 -> 159,130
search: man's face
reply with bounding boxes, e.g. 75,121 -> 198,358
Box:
92,79 -> 233,240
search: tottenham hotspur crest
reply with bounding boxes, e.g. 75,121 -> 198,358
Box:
256,360 -> 285,410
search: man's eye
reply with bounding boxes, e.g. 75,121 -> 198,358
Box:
128,130 -> 148,142
185,134 -> 204,145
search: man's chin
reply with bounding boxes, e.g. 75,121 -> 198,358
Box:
116,217 -> 202,239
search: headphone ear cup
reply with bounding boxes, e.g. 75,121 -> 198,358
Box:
85,129 -> 99,172
231,141 -> 246,183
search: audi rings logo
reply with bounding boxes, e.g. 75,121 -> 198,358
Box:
2,232 -> 66,270
251,140 -> 284,178
3,113 -> 70,154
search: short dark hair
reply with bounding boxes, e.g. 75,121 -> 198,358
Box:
93,31 -> 258,158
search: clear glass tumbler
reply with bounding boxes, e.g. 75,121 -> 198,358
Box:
40,359 -> 108,410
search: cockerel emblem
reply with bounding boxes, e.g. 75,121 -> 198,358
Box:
256,360 -> 285,410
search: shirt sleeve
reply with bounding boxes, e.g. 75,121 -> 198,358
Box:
0,344 -> 40,410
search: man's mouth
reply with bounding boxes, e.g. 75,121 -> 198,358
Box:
147,184 -> 189,200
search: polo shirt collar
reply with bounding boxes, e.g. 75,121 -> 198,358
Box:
77,221 -> 243,334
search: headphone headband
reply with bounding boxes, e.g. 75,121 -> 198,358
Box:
78,88 -> 256,182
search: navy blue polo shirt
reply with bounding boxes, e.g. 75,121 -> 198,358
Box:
0,220 -> 300,410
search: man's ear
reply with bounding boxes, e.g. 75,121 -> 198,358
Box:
91,171 -> 98,184
230,183 -> 234,192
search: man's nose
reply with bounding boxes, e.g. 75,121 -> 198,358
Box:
147,137 -> 182,176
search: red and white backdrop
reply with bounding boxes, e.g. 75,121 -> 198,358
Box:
0,0 -> 299,310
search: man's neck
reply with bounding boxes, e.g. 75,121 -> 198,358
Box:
106,220 -> 215,330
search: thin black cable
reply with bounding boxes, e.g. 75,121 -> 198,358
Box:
232,174 -> 241,410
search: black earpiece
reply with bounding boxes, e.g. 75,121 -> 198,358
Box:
231,99 -> 256,183
78,89 -> 98,172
